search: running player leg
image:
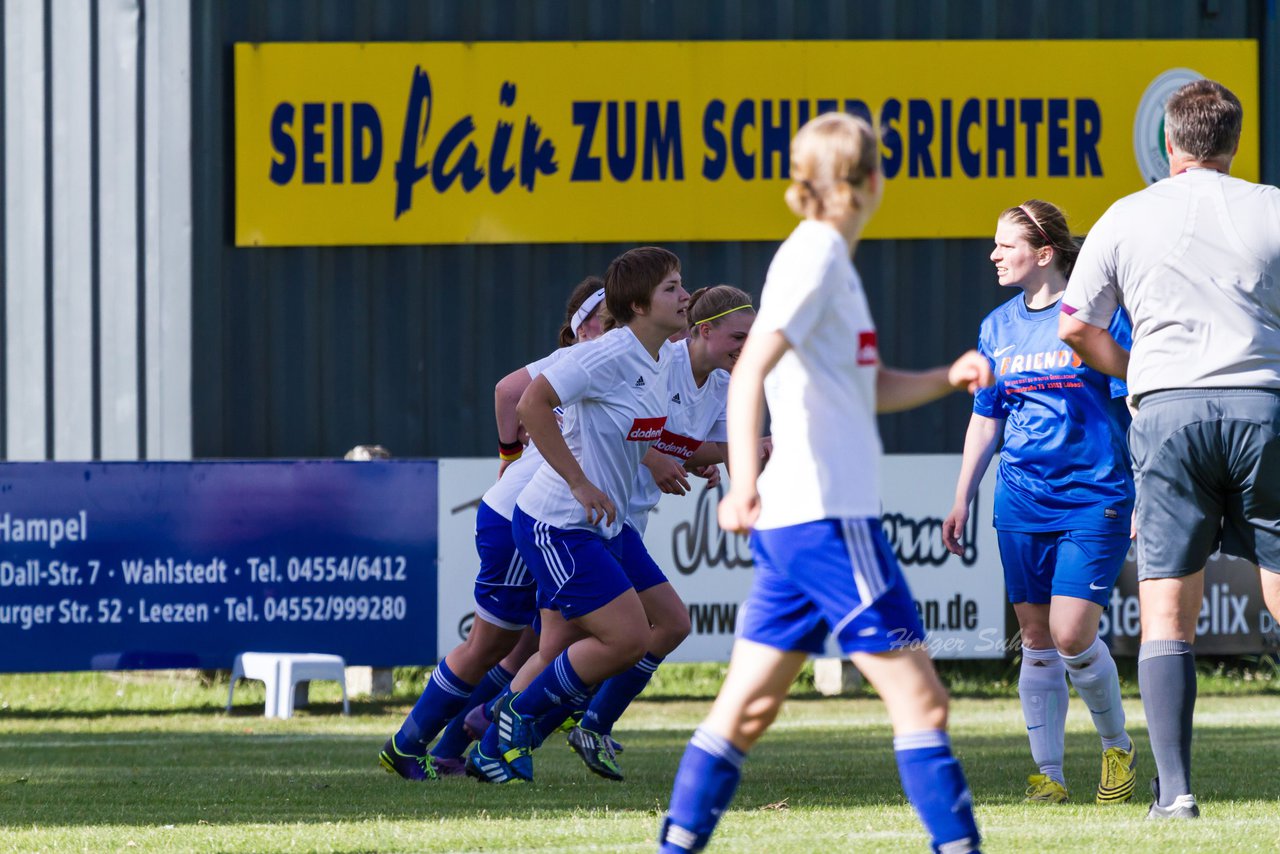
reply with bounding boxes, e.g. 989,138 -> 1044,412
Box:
432,626 -> 539,771
574,579 -> 689,779
660,638 -> 807,853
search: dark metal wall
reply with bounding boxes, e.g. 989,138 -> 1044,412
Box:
190,0 -> 1272,458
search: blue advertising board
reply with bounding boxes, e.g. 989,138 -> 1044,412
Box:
0,461 -> 438,672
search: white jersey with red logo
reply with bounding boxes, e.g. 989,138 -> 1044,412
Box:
482,348 -> 566,520
627,339 -> 729,535
753,219 -> 881,529
516,326 -> 673,537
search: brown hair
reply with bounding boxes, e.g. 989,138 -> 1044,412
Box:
604,247 -> 680,325
557,275 -> 606,347
1165,79 -> 1242,162
687,285 -> 754,331
999,199 -> 1080,277
785,112 -> 878,220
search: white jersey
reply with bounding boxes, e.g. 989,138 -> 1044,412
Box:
626,339 -> 730,536
753,219 -> 881,529
1064,168 -> 1280,398
516,327 -> 673,538
481,349 -> 565,520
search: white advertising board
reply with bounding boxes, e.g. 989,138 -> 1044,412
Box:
436,456 -> 1005,663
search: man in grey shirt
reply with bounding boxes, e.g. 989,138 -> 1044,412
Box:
1060,79 -> 1280,820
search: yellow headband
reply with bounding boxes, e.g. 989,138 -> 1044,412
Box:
695,304 -> 754,325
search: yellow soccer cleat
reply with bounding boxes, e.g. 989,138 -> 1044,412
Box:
1025,774 -> 1070,803
1096,742 -> 1139,804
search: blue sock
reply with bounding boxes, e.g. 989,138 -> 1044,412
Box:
533,690 -> 592,745
393,660 -> 475,753
431,664 -> 514,760
660,727 -> 746,853
894,731 -> 980,853
510,650 -> 589,719
583,652 -> 661,735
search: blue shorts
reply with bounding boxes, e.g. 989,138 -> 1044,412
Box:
740,518 -> 925,656
512,506 -> 634,620
472,501 -> 536,630
614,522 -> 669,593
997,528 -> 1131,606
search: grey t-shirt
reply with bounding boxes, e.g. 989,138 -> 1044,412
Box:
1063,168 -> 1280,398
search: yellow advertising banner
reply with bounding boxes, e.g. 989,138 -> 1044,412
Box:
234,40 -> 1259,246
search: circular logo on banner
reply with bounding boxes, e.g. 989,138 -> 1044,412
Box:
1133,68 -> 1204,184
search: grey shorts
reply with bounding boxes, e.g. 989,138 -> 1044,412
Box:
1130,388 -> 1280,580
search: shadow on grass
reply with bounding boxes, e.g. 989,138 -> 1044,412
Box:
2,711 -> 1278,827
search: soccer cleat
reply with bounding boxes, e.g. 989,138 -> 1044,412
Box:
378,738 -> 438,782
557,710 -> 585,733
462,702 -> 493,741
432,755 -> 467,777
494,693 -> 536,781
464,747 -> 525,785
1024,774 -> 1069,803
1096,742 -> 1138,804
567,725 -> 624,781
1146,777 -> 1199,820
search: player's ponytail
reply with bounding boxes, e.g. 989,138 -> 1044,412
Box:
688,285 -> 754,332
785,113 -> 878,221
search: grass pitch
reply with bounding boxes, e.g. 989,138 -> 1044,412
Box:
0,668 -> 1278,852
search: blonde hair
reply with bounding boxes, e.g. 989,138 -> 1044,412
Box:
785,112 -> 878,220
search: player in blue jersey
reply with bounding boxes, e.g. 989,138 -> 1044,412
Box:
378,277 -> 607,781
660,113 -> 988,854
942,199 -> 1138,805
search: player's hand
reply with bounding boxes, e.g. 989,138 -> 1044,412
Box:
688,463 -> 721,489
942,503 -> 969,556
571,481 -> 616,527
948,350 -> 995,394
644,453 -> 691,496
1130,509 -> 1137,541
718,485 -> 760,533
497,458 -> 515,479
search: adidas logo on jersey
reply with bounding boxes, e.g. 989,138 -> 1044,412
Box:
634,376 -> 646,387
670,393 -> 682,404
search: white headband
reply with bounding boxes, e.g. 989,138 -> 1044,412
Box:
570,288 -> 606,336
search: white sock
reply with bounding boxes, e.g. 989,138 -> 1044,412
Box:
1020,645 -> 1068,784
1060,637 -> 1129,751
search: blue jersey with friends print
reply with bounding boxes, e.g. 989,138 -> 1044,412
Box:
974,295 -> 1134,533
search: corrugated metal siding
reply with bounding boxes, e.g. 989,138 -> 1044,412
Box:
1,0 -> 191,462
190,0 -> 1271,458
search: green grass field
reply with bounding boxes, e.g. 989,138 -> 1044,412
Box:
1,666 -> 1277,852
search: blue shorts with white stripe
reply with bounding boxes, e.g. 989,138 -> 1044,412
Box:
741,517 -> 924,656
512,505 -> 634,620
472,501 -> 538,630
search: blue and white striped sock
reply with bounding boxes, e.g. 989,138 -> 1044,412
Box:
582,652 -> 662,735
894,730 -> 980,853
431,664 -> 514,759
394,659 -> 475,753
660,727 -> 746,853
511,650 -> 589,719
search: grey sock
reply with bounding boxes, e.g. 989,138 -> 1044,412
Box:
1137,640 -> 1196,806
